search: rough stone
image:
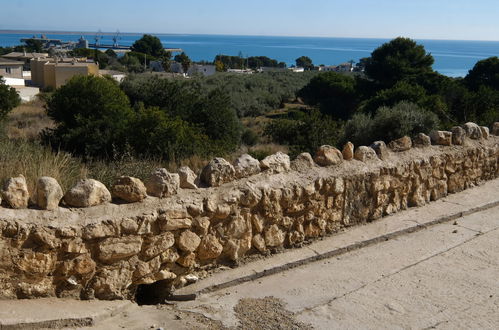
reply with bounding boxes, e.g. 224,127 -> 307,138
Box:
291,153 -> 315,171
413,133 -> 431,147
388,136 -> 412,152
463,122 -> 482,139
252,234 -> 267,253
64,179 -> 111,208
145,168 -> 180,198
2,175 -> 29,209
98,236 -> 142,263
314,145 -> 343,166
492,122 -> 499,136
33,177 -> 63,210
342,142 -> 354,161
430,130 -> 452,146
264,224 -> 285,248
370,141 -> 389,160
178,166 -> 198,189
260,152 -> 291,173
111,177 -> 147,203
480,126 -> 490,139
201,158 -> 236,187
142,232 -> 175,260
177,230 -> 201,252
197,234 -> 223,260
233,154 -> 261,179
451,126 -> 466,145
354,146 -> 378,162
160,218 -> 192,231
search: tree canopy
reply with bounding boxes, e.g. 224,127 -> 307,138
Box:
465,56 -> 499,91
296,56 -> 314,70
131,34 -> 165,57
364,37 -> 434,88
43,75 -> 134,158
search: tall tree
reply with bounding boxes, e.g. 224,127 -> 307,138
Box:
364,37 -> 434,89
131,34 -> 165,57
296,56 -> 314,70
465,56 -> 499,91
174,52 -> 192,73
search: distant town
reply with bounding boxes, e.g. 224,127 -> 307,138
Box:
0,33 -> 359,101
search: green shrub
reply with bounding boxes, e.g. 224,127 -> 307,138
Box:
43,75 -> 134,159
0,77 -> 21,120
265,109 -> 341,156
343,101 -> 439,146
241,128 -> 260,146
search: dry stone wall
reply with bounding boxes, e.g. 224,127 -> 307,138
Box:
0,124 -> 498,300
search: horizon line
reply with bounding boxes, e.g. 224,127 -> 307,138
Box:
1,28 -> 499,43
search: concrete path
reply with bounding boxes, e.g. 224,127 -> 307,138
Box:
0,299 -> 132,329
1,179 -> 498,329
177,204 -> 499,329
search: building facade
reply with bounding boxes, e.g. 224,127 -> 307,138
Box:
31,57 -> 99,89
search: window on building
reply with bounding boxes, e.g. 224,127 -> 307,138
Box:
6,67 -> 12,74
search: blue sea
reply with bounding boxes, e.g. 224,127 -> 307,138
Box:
1,32 -> 499,77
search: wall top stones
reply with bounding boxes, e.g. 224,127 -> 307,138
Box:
1,135 -> 497,229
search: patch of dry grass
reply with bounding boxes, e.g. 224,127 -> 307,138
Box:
5,98 -> 54,141
0,138 -> 87,194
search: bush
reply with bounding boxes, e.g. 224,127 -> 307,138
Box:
241,128 -> 259,146
43,75 -> 134,158
0,77 -> 21,120
298,72 -> 359,120
343,101 -> 439,146
265,109 -> 341,156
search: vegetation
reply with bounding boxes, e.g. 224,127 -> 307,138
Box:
131,34 -> 166,57
214,55 -> 286,71
296,56 -> 314,70
0,78 -> 21,120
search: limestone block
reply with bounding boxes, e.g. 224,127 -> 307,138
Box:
178,166 -> 198,189
111,176 -> 147,203
159,218 -> 192,231
342,142 -> 354,160
260,152 -> 291,173
233,154 -> 261,179
2,175 -> 29,209
252,234 -> 267,253
430,130 -> 452,146
463,122 -> 482,139
32,176 -> 63,210
64,179 -> 111,208
145,168 -> 180,198
264,224 -> 285,248
177,252 -> 197,268
141,232 -> 175,260
413,133 -> 431,147
354,146 -> 378,162
201,158 -> 236,187
480,126 -> 490,139
197,234 -> 223,260
98,236 -> 142,263
388,136 -> 412,152
177,230 -> 201,252
451,126 -> 466,145
314,145 -> 343,166
293,153 -> 316,172
370,141 -> 389,160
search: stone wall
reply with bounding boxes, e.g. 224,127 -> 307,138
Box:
0,129 -> 498,300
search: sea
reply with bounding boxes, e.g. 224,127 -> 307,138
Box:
1,31 -> 499,77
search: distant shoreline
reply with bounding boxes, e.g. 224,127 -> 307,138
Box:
1,29 -> 498,43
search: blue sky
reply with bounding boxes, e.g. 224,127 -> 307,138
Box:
1,0 -> 498,40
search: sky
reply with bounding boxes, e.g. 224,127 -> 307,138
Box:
1,0 -> 499,41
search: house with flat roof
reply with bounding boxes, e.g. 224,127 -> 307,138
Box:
1,52 -> 49,70
31,57 -> 99,89
0,58 -> 24,79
